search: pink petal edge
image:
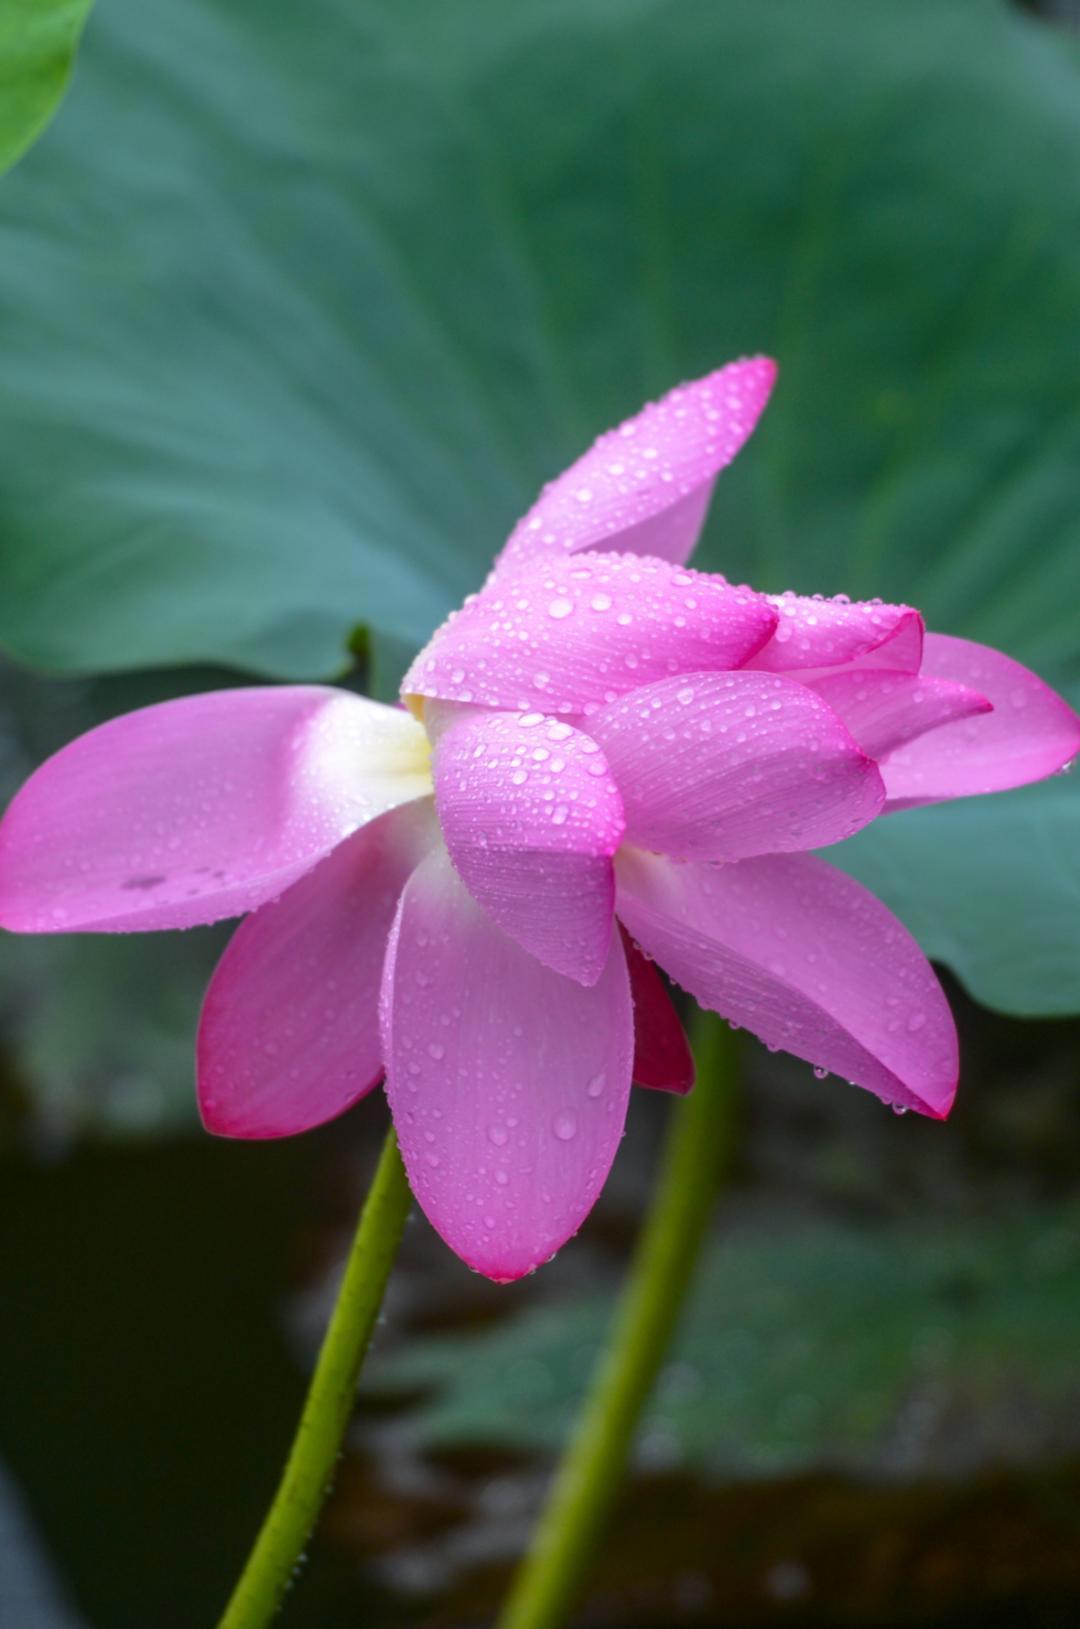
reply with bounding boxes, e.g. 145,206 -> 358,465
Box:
198,801 -> 436,1139
493,358 -> 777,577
588,671 -> 884,861
402,551 -> 778,717
0,687 -> 431,933
809,669 -> 993,762
882,634 -> 1080,807
381,843 -> 634,1282
616,849 -> 957,1119
622,929 -> 695,1094
748,596 -> 923,675
432,707 -> 623,985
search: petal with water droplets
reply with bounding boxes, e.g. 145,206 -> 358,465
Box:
0,687 -> 432,933
198,801 -> 436,1139
494,358 -> 777,576
880,634 -> 1080,807
433,708 -> 623,985
402,551 -> 777,716
381,845 -> 633,1282
616,849 -> 957,1118
810,669 -> 993,762
588,671 -> 884,860
748,594 -> 923,674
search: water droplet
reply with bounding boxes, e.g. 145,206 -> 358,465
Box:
553,1112 -> 578,1141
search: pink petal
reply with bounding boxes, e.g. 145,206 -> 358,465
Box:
0,687 -> 431,933
587,671 -> 884,860
402,552 -> 778,717
881,634 -> 1080,808
198,801 -> 436,1140
622,929 -> 694,1095
432,708 -> 623,986
748,594 -> 923,674
381,844 -> 634,1281
616,849 -> 957,1117
494,359 -> 777,577
810,670 -> 993,761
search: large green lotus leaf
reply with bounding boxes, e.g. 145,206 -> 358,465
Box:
1,0 -> 1078,1016
831,777 -> 1080,1019
0,0 -> 93,176
0,0 -> 1079,686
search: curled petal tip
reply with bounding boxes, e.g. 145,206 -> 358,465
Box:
493,354 -> 780,576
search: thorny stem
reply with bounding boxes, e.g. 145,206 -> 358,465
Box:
216,1126 -> 412,1629
496,1012 -> 738,1629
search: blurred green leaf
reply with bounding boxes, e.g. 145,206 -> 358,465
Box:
0,0 -> 1078,1006
0,0 -> 93,175
0,0 -> 1078,690
371,1207 -> 1080,1477
833,777 -> 1080,1018
0,926 -> 221,1137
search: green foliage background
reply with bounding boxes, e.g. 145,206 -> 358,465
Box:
1,10 -> 1079,1623
1,0 -> 1078,1069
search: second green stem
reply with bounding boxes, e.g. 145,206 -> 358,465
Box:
497,1013 -> 738,1629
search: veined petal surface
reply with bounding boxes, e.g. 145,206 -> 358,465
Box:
402,552 -> 777,717
494,358 -> 777,576
881,634 -> 1080,807
810,669 -> 992,762
381,845 -> 634,1281
748,594 -> 923,674
0,687 -> 431,932
589,671 -> 884,860
616,849 -> 957,1117
198,800 -> 436,1139
433,708 -> 623,985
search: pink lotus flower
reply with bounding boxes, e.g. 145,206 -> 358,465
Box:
1,359 -> 1077,1281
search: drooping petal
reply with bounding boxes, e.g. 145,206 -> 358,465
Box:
880,634 -> 1080,808
748,593 -> 923,674
0,687 -> 432,933
588,672 -> 884,860
432,708 -> 623,985
402,552 -> 777,717
493,358 -> 777,577
810,669 -> 992,762
616,849 -> 957,1117
622,929 -> 694,1095
381,845 -> 634,1282
197,800 -> 436,1140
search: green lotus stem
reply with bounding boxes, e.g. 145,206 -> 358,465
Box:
496,1012 -> 737,1629
216,1126 -> 412,1629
